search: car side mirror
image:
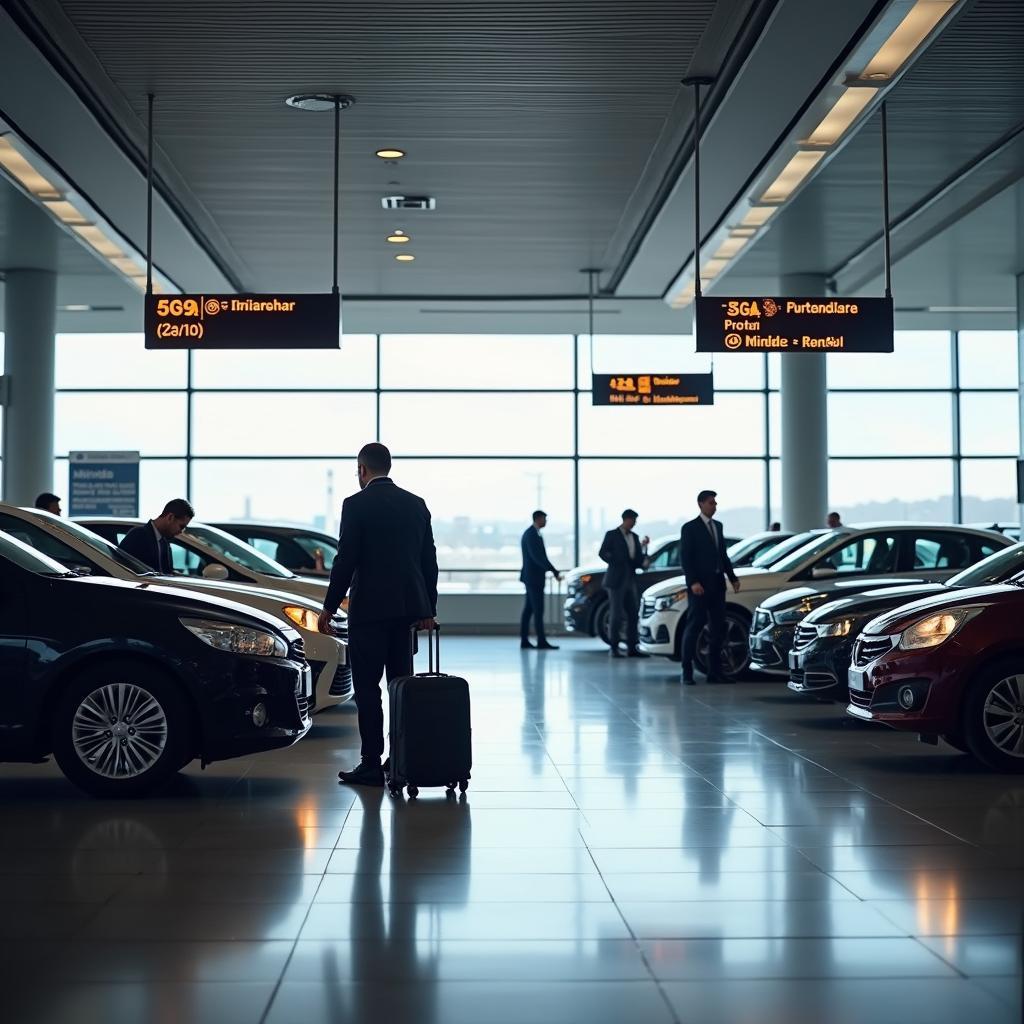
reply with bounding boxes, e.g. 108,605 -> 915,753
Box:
811,566 -> 837,579
201,563 -> 230,581
71,565 -> 93,577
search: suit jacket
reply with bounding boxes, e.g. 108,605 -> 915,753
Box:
119,522 -> 171,573
680,516 -> 737,591
599,528 -> 648,590
520,527 -> 557,587
324,478 -> 438,624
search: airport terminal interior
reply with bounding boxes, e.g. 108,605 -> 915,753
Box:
1,1 -> 1023,1021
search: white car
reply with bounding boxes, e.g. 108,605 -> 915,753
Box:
637,523 -> 1010,678
79,517 -> 329,603
0,505 -> 349,711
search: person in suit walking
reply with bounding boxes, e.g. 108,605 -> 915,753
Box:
319,443 -> 439,787
519,510 -> 561,650
118,498 -> 194,573
599,508 -> 650,658
680,489 -> 741,685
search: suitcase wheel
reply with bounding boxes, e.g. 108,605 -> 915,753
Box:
407,785 -> 419,799
445,782 -> 457,792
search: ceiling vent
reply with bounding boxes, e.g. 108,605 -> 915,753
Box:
381,195 -> 436,210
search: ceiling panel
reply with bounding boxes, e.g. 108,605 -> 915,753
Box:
50,0 -> 722,295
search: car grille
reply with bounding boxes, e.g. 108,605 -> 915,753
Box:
331,617 -> 348,641
288,637 -> 306,663
297,693 -> 311,719
567,581 -> 580,597
852,636 -> 894,668
641,597 -> 657,618
330,662 -> 353,697
753,609 -> 772,632
848,689 -> 872,709
792,624 -> 817,652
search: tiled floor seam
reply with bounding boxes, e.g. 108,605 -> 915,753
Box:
257,791 -> 357,1024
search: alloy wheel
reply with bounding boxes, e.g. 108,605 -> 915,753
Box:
983,675 -> 1024,759
698,617 -> 750,676
72,682 -> 169,778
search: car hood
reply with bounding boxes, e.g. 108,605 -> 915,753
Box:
760,577 -> 925,612
863,582 -> 1021,635
642,566 -> 773,598
568,564 -> 605,581
147,576 -> 342,616
804,583 -> 947,625
67,575 -> 300,638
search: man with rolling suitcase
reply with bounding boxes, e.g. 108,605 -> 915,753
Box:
319,443 -> 439,787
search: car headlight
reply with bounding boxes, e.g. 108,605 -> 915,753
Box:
898,607 -> 978,651
655,589 -> 688,611
284,605 -> 320,631
815,617 -> 854,638
181,617 -> 288,657
774,599 -> 817,625
579,574 -> 592,586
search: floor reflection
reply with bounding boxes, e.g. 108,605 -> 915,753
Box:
0,637 -> 1020,1024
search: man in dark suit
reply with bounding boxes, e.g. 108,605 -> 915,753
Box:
118,498 -> 194,573
519,510 -> 561,650
680,489 -> 741,685
599,508 -> 650,658
319,443 -> 438,787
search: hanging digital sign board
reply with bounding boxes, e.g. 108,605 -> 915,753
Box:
695,296 -> 894,354
144,293 -> 340,349
592,373 -> 714,406
68,451 -> 140,517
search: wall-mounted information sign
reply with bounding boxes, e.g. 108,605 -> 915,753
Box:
145,293 -> 340,349
592,373 -> 714,406
696,296 -> 894,354
68,451 -> 140,518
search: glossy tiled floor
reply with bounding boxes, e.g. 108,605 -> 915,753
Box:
2,637 -> 1022,1023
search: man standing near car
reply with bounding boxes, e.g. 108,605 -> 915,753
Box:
680,490 -> 740,685
319,443 -> 438,787
520,510 -> 561,649
119,498 -> 194,573
35,493 -> 62,516
599,509 -> 650,658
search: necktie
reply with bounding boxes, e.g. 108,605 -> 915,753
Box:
706,519 -> 717,548
159,537 -> 172,573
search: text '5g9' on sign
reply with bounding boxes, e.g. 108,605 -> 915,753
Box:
695,296 -> 894,354
144,293 -> 340,349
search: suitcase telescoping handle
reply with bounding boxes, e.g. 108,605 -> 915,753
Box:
412,622 -> 442,674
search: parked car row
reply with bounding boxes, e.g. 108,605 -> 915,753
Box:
0,507 -> 350,797
566,520 -> 1024,771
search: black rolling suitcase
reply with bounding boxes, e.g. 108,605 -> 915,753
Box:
386,626 -> 472,799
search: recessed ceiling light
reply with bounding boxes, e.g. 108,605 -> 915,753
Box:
376,148 -> 406,160
395,253 -> 416,262
387,231 -> 410,243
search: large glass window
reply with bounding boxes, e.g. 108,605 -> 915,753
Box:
38,328 -> 1018,591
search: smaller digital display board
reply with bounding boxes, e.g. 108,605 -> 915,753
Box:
696,296 -> 894,354
592,373 -> 714,406
145,293 -> 340,349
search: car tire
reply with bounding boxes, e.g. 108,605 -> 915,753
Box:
963,659 -> 1024,773
52,661 -> 192,797
694,607 -> 752,679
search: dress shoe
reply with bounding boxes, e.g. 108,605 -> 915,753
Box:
610,647 -> 624,658
627,648 -> 649,658
537,641 -> 559,650
338,761 -> 385,787
520,639 -> 535,649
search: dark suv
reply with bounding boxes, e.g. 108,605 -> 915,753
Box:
564,530 -> 762,645
0,530 -> 311,797
789,542 -> 1024,702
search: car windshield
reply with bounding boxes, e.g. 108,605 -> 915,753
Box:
185,525 -> 295,578
293,534 -> 337,569
47,517 -> 155,575
0,530 -> 74,576
770,530 -> 848,572
947,542 -> 1024,588
727,534 -> 775,562
751,532 -> 824,569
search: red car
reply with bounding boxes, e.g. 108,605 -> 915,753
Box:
846,580 -> 1024,771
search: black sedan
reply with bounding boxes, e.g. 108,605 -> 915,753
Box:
0,530 -> 312,797
789,541 -> 1024,701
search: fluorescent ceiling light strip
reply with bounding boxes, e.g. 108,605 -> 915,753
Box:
803,86 -> 877,146
714,236 -> 748,260
860,0 -> 956,80
72,224 -> 125,259
43,199 -> 90,225
759,150 -> 825,204
701,258 -> 730,279
0,137 -> 61,199
741,206 -> 777,227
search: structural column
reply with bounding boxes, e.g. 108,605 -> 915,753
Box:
1017,273 -> 1024,536
2,190 -> 58,504
780,273 -> 829,532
